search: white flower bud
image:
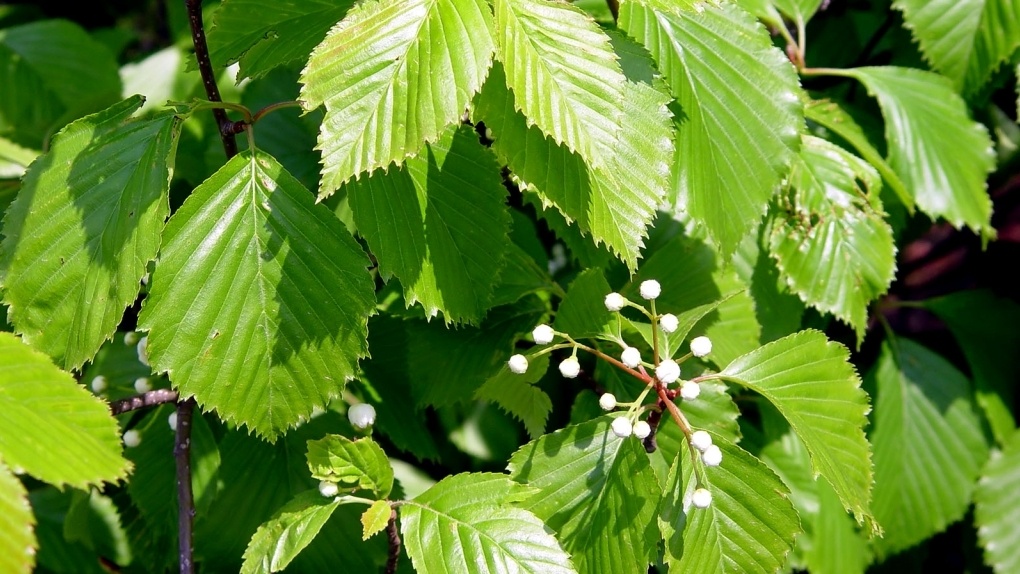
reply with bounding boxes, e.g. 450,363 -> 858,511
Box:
122,430 -> 141,448
168,411 -> 178,431
90,375 -> 108,393
604,292 -> 626,312
508,354 -> 529,374
633,420 -> 652,439
639,279 -> 661,300
692,487 -> 712,509
655,359 -> 681,385
136,336 -> 149,366
123,331 -> 140,346
702,444 -> 723,467
559,356 -> 581,378
348,403 -> 376,429
690,430 -> 713,452
659,313 -> 679,333
611,417 -> 633,438
680,382 -> 701,401
134,377 -> 152,394
318,480 -> 339,498
690,336 -> 712,358
599,393 -> 617,411
621,346 -> 641,368
532,324 -> 555,345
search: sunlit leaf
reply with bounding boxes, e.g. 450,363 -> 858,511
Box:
241,490 -> 341,574
0,461 -> 34,574
301,0 -> 494,193
0,332 -> 130,488
401,473 -> 576,573
975,427 -> 1020,574
306,435 -> 393,497
137,150 -> 375,440
1,96 -> 181,369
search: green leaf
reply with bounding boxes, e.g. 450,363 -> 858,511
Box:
488,240 -> 554,308
474,62 -> 672,268
975,427 -> 1020,574
300,0 -> 495,194
475,353 -> 552,439
659,438 -> 800,573
493,0 -> 625,169
1,97 -> 180,370
0,461 -> 35,574
868,338 -> 990,556
400,473 -> 576,574
508,417 -> 660,573
0,136 -> 37,178
770,135 -> 896,345
137,150 -> 375,440
0,20 -> 121,144
620,0 -> 804,257
552,269 -> 615,340
208,0 -> 356,80
804,98 -> 912,210
808,479 -> 870,574
772,0 -> 825,24
407,297 -> 545,407
240,490 -> 342,574
306,435 -> 393,497
924,290 -> 1020,445
0,332 -> 130,488
361,499 -> 391,541
842,66 -> 994,238
717,330 -> 877,533
346,124 -> 510,322
893,0 -> 1020,94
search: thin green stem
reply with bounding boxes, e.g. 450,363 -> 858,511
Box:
649,299 -> 660,366
189,100 -> 253,124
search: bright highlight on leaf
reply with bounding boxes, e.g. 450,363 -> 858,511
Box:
0,96 -> 181,370
300,0 -> 495,195
718,330 -> 877,533
137,150 -> 375,441
240,490 -> 343,574
345,125 -> 510,323
400,473 -> 576,574
306,435 -> 393,498
975,427 -> 1020,574
0,332 -> 131,489
842,66 -> 995,239
0,460 -> 36,574
620,0 -> 804,257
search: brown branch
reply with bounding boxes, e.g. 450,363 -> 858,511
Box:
109,389 -> 179,415
174,399 -> 197,574
184,0 -> 238,158
386,508 -> 401,574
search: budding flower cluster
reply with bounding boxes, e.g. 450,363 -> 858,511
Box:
659,313 -> 678,333
318,480 -> 339,498
690,336 -> 712,358
633,420 -> 651,439
655,359 -> 681,385
508,354 -> 529,374
348,403 -> 376,430
532,324 -> 555,345
559,356 -> 581,378
611,417 -> 632,438
690,430 -> 723,467
680,382 -> 701,401
692,488 -> 712,509
599,393 -> 617,411
604,292 -> 626,312
639,280 -> 661,300
621,346 -> 641,368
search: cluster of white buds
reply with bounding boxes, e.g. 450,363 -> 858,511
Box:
559,356 -> 581,378
318,480 -> 339,498
639,279 -> 661,300
122,429 -> 141,448
691,430 -> 722,466
659,313 -> 678,333
134,377 -> 152,394
621,346 -> 641,368
680,381 -> 701,401
599,392 -> 617,411
532,324 -> 555,345
90,375 -> 108,393
690,336 -> 712,358
604,292 -> 626,312
655,359 -> 681,385
508,353 -> 529,374
348,403 -> 376,430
